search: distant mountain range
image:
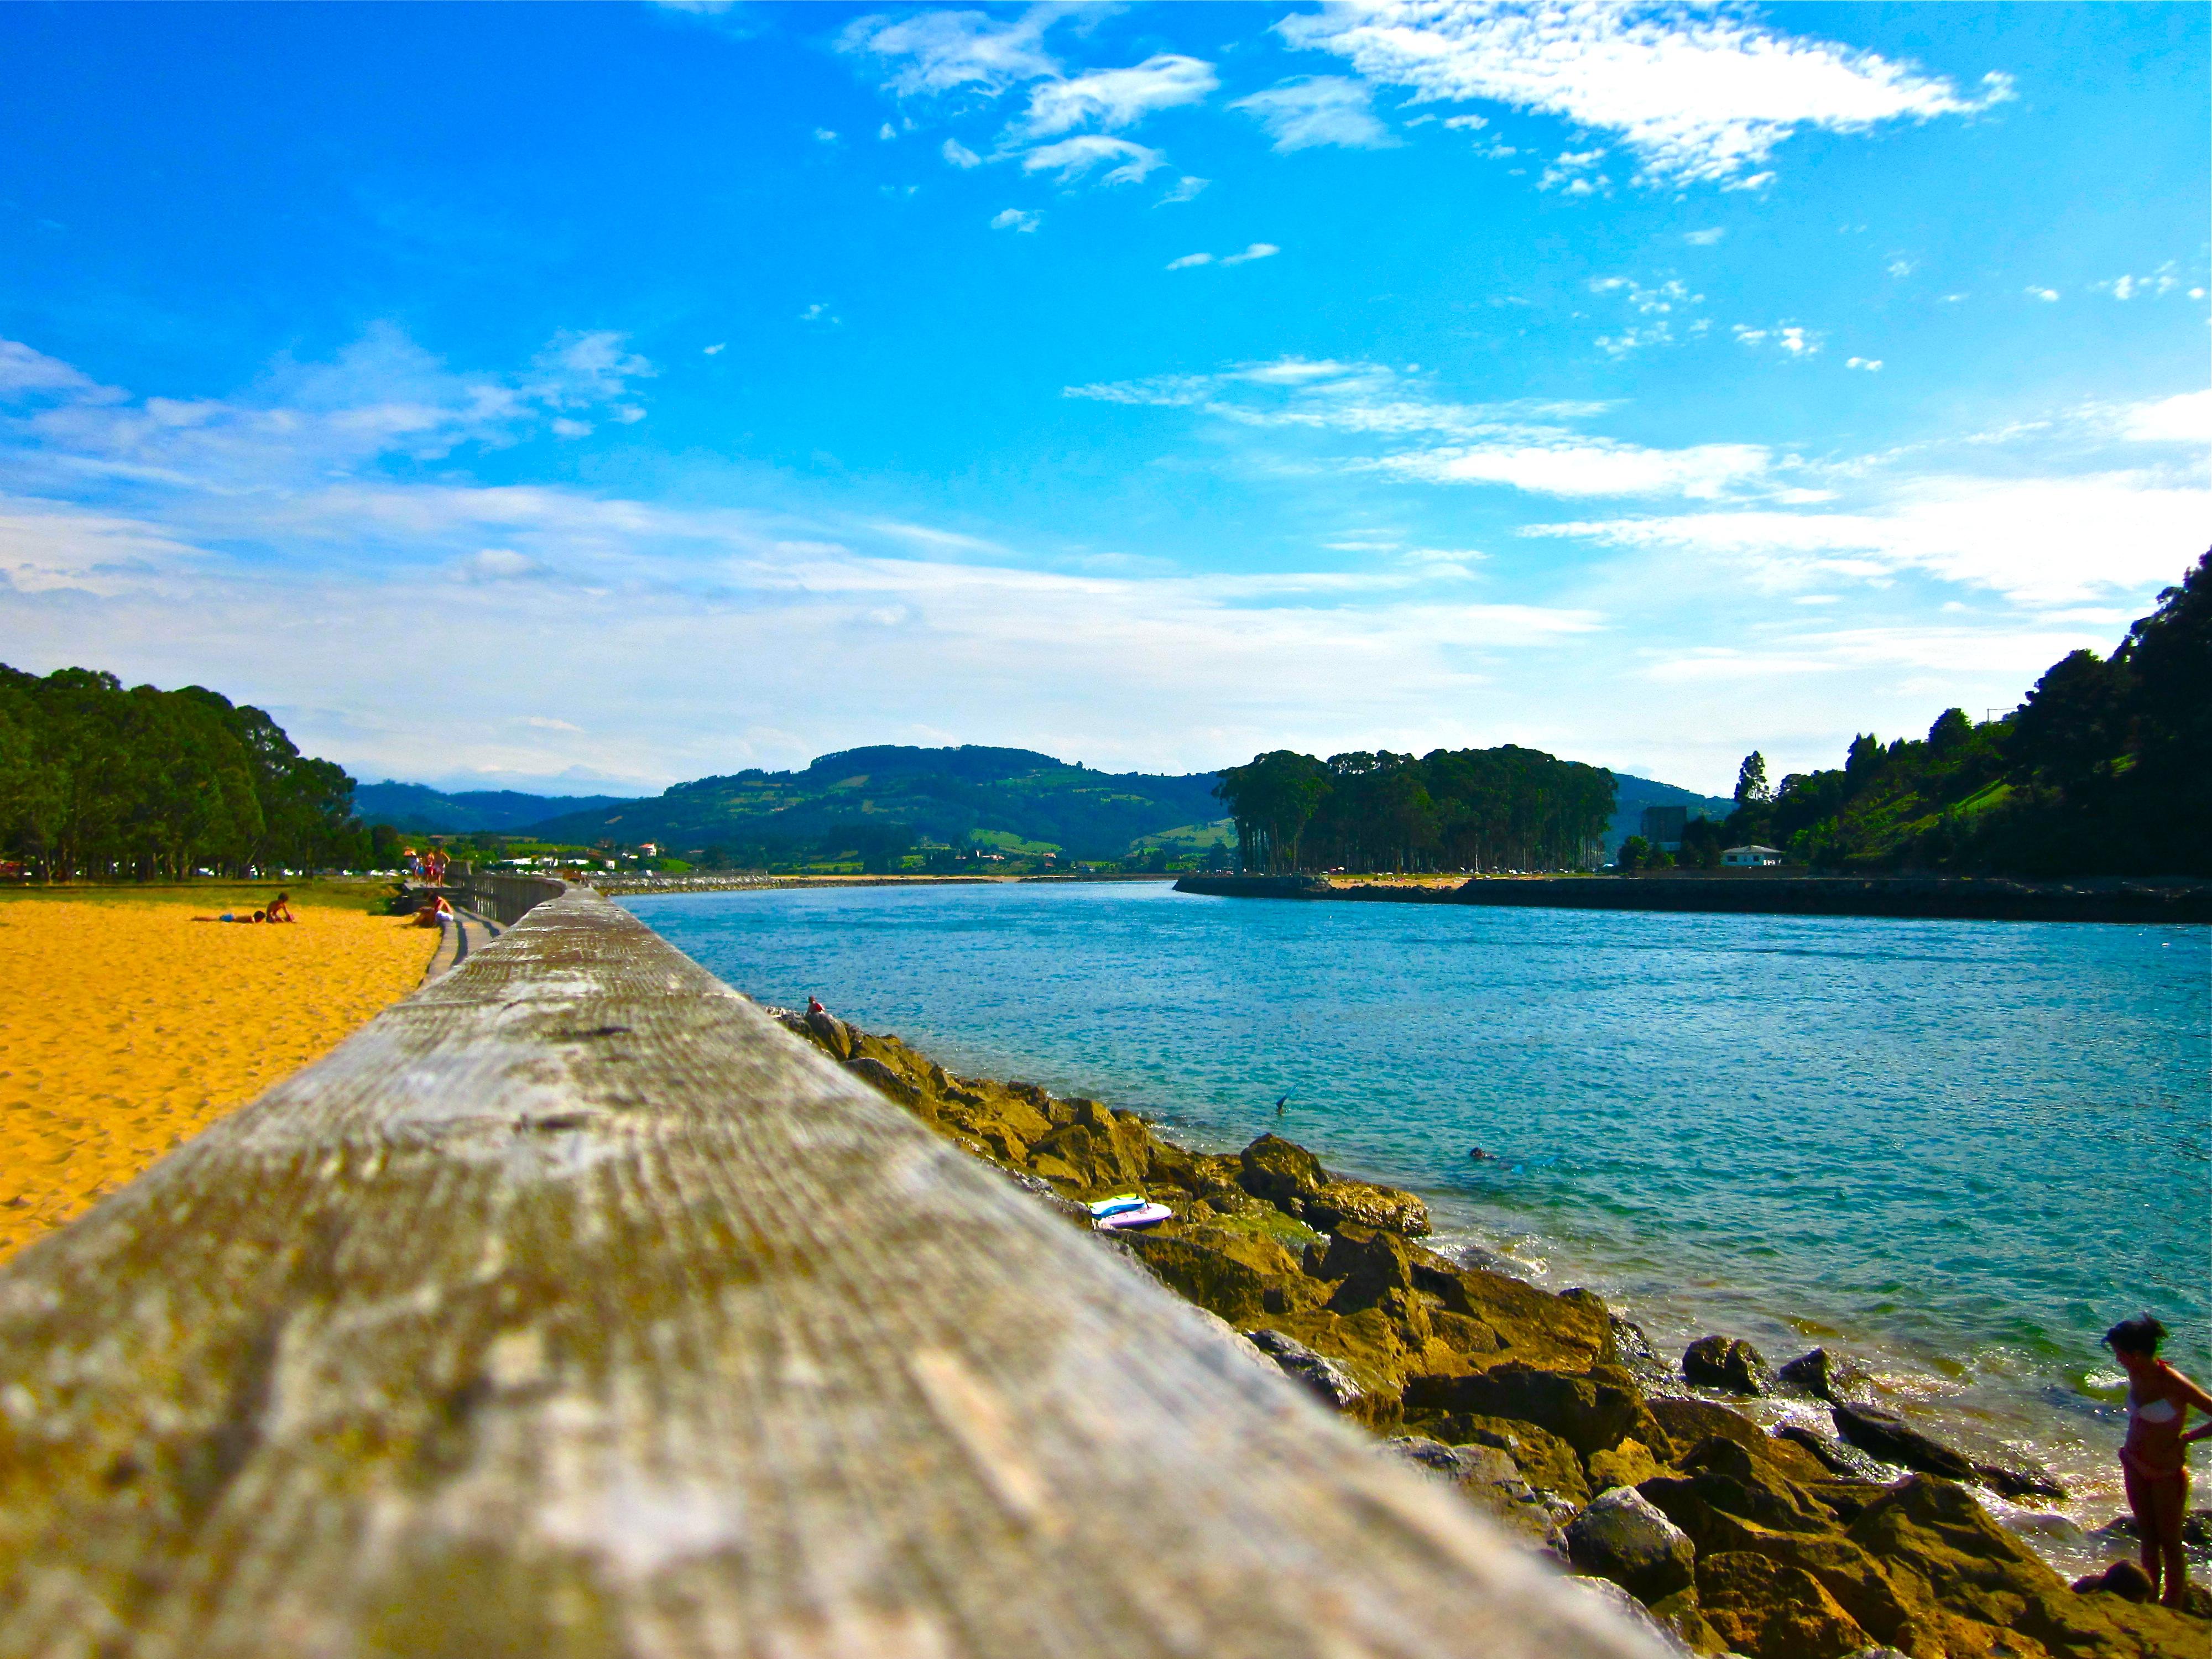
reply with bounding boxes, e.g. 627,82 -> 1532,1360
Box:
351,782 -> 641,836
359,747 -> 1730,864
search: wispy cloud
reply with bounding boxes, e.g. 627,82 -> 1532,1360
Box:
1683,228 -> 1726,247
1846,356 -> 1882,372
838,9 -> 1057,98
2024,286 -> 2059,302
1015,54 -> 1217,137
1165,252 -> 1213,270
942,137 -> 982,168
1232,76 -> 1396,152
1017,134 -> 1166,185
1732,322 -> 1822,356
1157,174 -> 1209,205
990,207 -> 1041,233
2093,263 -> 2183,300
1279,0 -> 2012,186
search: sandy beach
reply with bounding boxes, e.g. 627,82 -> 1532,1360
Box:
0,893 -> 435,1262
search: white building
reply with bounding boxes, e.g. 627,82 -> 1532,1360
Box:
1721,844 -> 1785,868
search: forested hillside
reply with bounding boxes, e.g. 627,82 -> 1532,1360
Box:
353,781 -> 639,835
1705,550 -> 2210,877
523,745 -> 1227,866
1211,745 -> 1616,873
0,665 -> 367,879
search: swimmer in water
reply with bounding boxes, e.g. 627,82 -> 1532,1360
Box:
2103,1314 -> 2212,1608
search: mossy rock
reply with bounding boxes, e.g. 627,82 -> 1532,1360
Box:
1407,1410 -> 1590,1504
1587,1437 -> 1665,1491
1404,1363 -> 1651,1458
1695,1551 -> 1872,1659
1120,1234 -> 1267,1326
1645,1396 -> 1833,1484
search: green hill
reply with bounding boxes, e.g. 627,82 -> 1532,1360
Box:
521,745 -> 1227,865
353,782 -> 640,835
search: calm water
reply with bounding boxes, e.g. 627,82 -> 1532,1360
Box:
625,881 -> 2210,1541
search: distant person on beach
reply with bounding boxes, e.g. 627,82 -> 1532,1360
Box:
410,895 -> 455,929
265,893 -> 295,923
2104,1314 -> 2212,1607
806,997 -> 826,1016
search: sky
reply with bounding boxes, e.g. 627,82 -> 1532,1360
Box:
0,2 -> 2204,797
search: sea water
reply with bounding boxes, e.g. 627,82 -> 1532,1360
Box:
624,881 -> 2210,1556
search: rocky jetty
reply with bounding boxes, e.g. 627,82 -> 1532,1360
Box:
779,1005 -> 2209,1658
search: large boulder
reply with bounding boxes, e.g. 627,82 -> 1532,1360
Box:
1560,1577 -> 1700,1657
1610,1316 -> 1679,1394
1567,1485 -> 1697,1604
1386,1436 -> 1564,1548
1776,1424 -> 1889,1482
1304,1178 -> 1430,1235
1121,1234 -> 1267,1325
1683,1335 -> 1772,1396
1237,1134 -> 1329,1206
1404,1363 -> 1651,1458
1694,1551 -> 1871,1659
1246,1328 -> 1365,1412
1640,1437 -> 1845,1544
2072,1560 -> 2156,1604
1420,1412 -> 1592,1505
1645,1396 -> 1832,1485
1778,1347 -> 1877,1407
1830,1403 -> 1974,1481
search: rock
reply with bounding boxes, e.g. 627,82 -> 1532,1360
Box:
1684,1335 -> 1773,1396
1587,1437 -> 1665,1491
1645,1397 -> 1833,1485
803,1007 -> 853,1060
1560,1575 -> 1699,1656
1419,1412 -> 1591,1505
1828,1403 -> 1975,1482
1567,1485 -> 1697,1604
1610,1316 -> 1679,1394
1317,1227 -> 1416,1311
2073,1559 -> 2157,1603
1967,1451 -> 2067,1503
1775,1425 -> 1887,1482
1237,1134 -> 1329,1207
1841,1649 -> 1911,1658
1404,1363 -> 1651,1458
998,1167 -> 1092,1224
1386,1436 -> 1563,1548
1246,1328 -> 1364,1412
1303,1178 -> 1430,1236
1695,1550 -> 1871,1659
1122,1234 -> 1268,1324
1641,1436 -> 1848,1542
1777,1347 -> 1876,1407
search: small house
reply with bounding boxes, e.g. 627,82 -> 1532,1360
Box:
1721,844 -> 1785,868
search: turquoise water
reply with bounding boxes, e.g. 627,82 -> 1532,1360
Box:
624,881 -> 2210,1530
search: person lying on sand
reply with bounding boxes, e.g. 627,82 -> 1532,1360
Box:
192,910 -> 265,923
409,895 -> 456,928
2104,1313 -> 2212,1608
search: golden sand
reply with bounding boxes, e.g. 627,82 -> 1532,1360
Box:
0,897 -> 435,1262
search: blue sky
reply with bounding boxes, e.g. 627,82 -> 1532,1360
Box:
0,2 -> 2203,795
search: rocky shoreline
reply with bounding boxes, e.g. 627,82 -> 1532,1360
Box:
776,1002 -> 2209,1658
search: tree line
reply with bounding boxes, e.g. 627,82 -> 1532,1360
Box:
1703,549 -> 2209,877
1212,745 -> 1616,874
0,664 -> 374,880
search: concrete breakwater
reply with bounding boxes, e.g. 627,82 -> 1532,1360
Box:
1173,872 -> 2212,925
779,1001 -> 2211,1658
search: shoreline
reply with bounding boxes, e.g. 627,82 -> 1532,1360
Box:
760,997 -> 2208,1652
1174,872 -> 2212,926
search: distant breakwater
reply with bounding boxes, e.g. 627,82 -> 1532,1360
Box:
1173,872 -> 2212,926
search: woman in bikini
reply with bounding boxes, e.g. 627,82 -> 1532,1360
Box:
2104,1314 -> 2212,1608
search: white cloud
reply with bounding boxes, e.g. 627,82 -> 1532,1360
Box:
1540,148 -> 1609,192
1017,135 -> 1166,185
1231,76 -> 1397,152
1733,322 -> 1821,356
989,207 -> 1041,233
1443,113 -> 1488,131
2025,286 -> 2059,302
1846,357 -> 1882,372
2094,264 -> 2182,300
703,342 -> 726,356
456,548 -> 546,582
879,122 -> 898,140
1157,174 -> 1209,204
1278,0 -> 2012,186
838,10 -> 1057,98
1375,439 -> 1770,498
1594,324 -> 1672,358
1534,472 -> 2210,605
2121,389 -> 2212,444
1683,228 -> 1725,246
1222,243 -> 1280,265
1166,252 -> 1214,270
942,138 -> 983,168
1886,258 -> 1916,278
814,127 -> 839,144
1016,54 -> 1217,137
0,340 -> 121,404
1590,276 -> 1698,315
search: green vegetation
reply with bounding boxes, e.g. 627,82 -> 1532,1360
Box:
0,666 -> 367,880
526,744 -> 1226,873
1211,746 -> 1616,873
1717,550 -> 2210,877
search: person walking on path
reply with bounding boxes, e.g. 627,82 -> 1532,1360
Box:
2104,1314 -> 2212,1608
